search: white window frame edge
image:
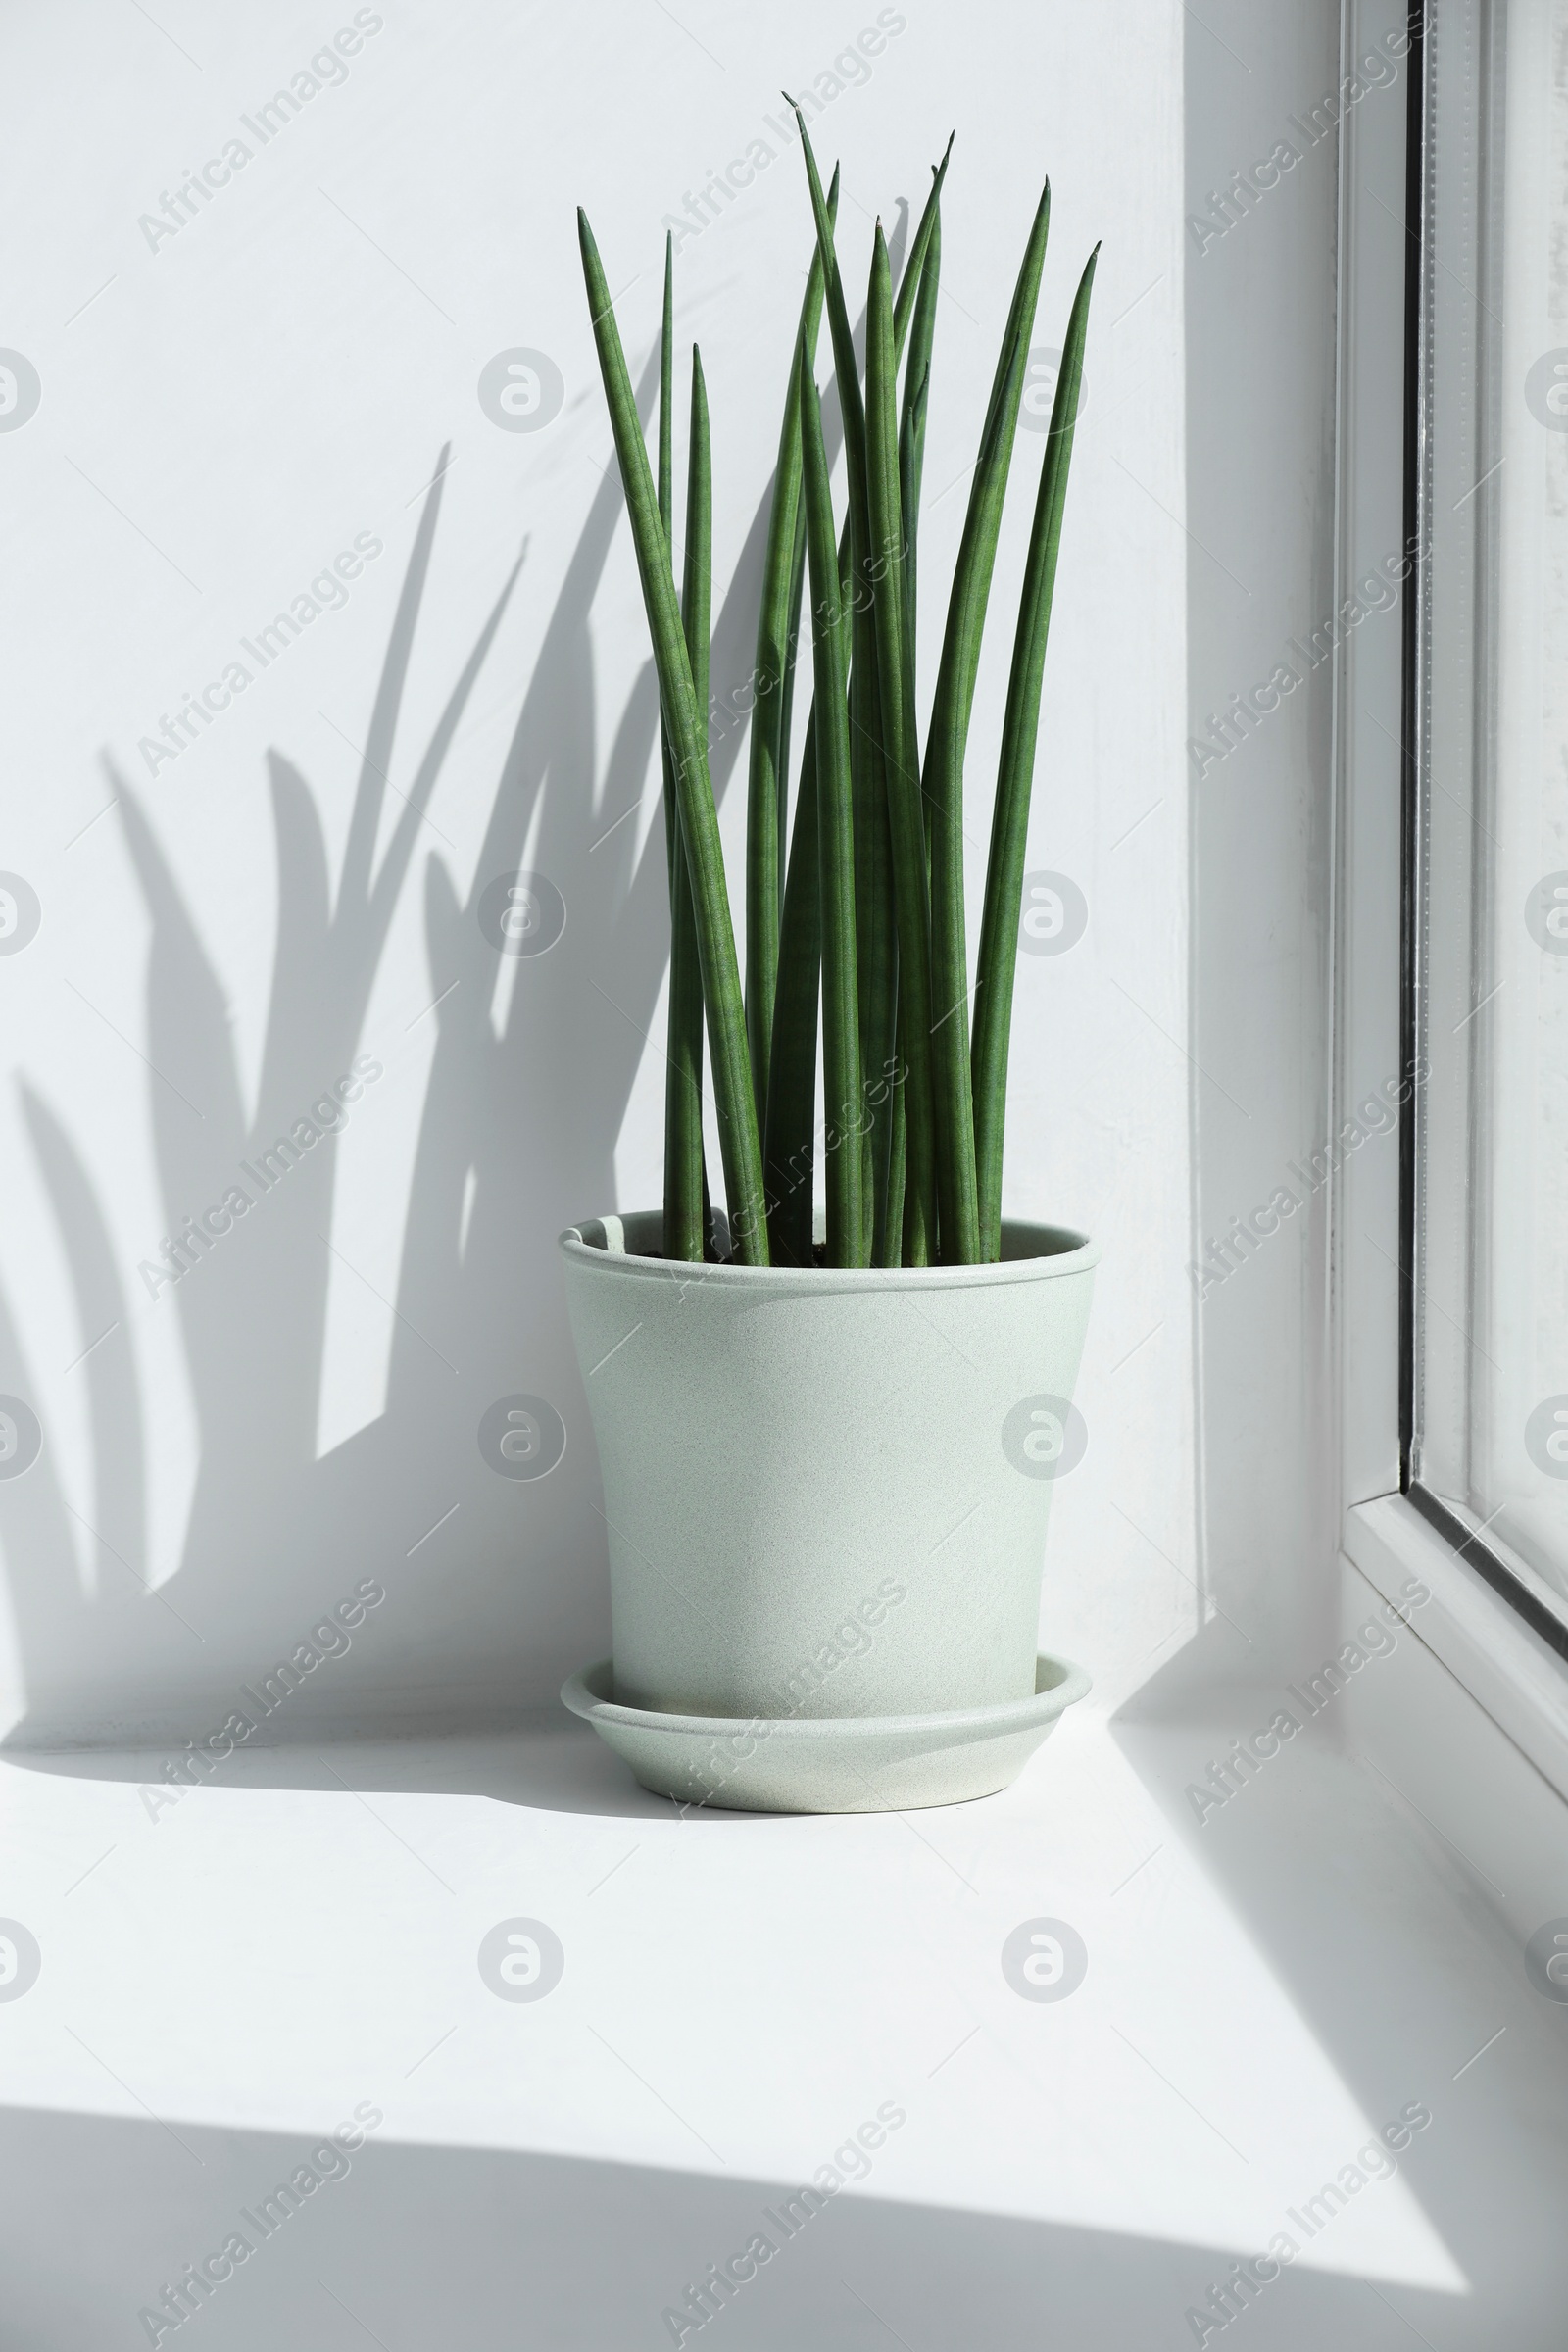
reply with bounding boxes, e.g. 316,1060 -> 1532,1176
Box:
1333,0 -> 1568,1805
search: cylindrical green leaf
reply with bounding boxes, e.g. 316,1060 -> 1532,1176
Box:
893,131 -> 954,355
663,346 -> 714,1256
785,111 -> 888,1239
871,212 -> 939,1268
865,223 -> 939,1266
746,171 -> 839,1129
682,349 -> 712,793
798,344 -> 863,1268
658,234 -> 673,529
922,181 -> 1052,1263
972,245 -> 1099,1259
578,210 -> 767,1261
763,725 -> 820,1267
899,203 -> 939,648
787,106 -> 948,1268
657,238 -> 707,1261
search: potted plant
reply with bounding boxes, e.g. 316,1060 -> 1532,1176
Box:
560,105 -> 1100,1812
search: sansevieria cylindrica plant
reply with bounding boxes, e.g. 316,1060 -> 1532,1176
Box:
577,107 -> 1096,1270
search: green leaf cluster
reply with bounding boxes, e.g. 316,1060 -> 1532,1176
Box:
578,119 -> 1096,1266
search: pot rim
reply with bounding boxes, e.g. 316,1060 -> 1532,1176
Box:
559,1210 -> 1100,1292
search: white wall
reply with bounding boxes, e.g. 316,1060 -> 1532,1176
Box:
0,0 -> 1346,1743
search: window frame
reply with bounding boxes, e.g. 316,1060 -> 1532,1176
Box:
1399,0 -> 1568,1659
1336,0 -> 1568,1793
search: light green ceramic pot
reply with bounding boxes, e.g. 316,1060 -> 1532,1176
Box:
559,1212 -> 1098,1749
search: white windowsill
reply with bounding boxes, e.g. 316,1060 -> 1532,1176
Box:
6,1693 -> 1568,2345
1343,1490 -> 1568,1807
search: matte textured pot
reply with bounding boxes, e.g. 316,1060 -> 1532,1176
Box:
559,1211 -> 1098,1758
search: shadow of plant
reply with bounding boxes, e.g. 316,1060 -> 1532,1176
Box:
0,237 -> 873,1744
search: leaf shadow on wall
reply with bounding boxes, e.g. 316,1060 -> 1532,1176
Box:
0,348 -> 805,1746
